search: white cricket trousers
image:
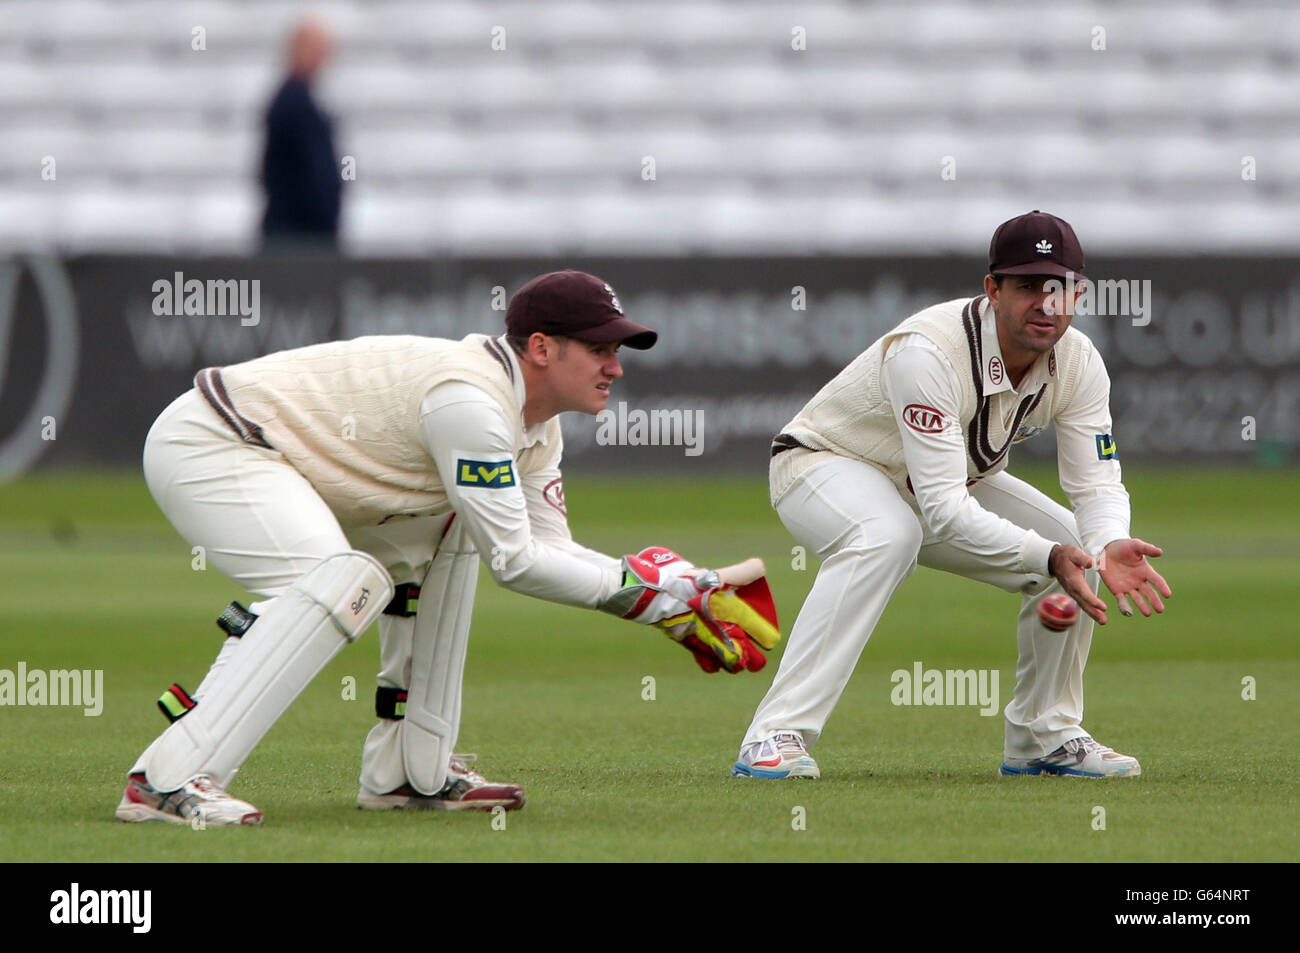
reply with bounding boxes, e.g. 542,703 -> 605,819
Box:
745,455 -> 1098,761
134,389 -> 458,790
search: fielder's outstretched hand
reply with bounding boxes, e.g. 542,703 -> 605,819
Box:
1048,539 -> 1171,625
1099,537 -> 1172,619
1048,545 -> 1108,623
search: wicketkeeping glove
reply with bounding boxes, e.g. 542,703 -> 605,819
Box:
597,547 -> 704,625
599,546 -> 781,674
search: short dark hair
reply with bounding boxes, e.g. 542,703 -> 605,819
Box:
505,332 -> 570,358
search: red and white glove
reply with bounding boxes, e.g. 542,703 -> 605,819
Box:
597,547 -> 709,625
599,547 -> 782,674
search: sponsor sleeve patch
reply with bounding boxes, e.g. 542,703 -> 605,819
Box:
542,477 -> 567,515
455,458 -> 517,488
1095,434 -> 1118,460
902,404 -> 946,434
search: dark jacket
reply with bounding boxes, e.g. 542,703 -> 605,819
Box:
261,76 -> 341,242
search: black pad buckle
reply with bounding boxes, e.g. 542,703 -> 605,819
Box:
383,583 -> 421,617
216,601 -> 256,638
375,686 -> 408,720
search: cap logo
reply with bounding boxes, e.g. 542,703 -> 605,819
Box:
1035,239 -> 1053,254
542,477 -> 566,516
603,282 -> 624,314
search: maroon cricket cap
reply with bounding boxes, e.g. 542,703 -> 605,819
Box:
505,270 -> 658,350
989,210 -> 1086,279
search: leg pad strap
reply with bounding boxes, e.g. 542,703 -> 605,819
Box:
375,686 -> 407,720
157,683 -> 197,723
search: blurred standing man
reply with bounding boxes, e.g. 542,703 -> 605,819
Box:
733,211 -> 1171,781
261,19 -> 341,249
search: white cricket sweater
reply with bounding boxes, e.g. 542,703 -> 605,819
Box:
772,295 -> 1131,572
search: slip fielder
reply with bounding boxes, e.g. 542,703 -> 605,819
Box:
733,211 -> 1171,780
116,270 -> 779,826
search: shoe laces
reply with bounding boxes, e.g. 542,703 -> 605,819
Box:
1062,737 -> 1111,761
773,732 -> 808,757
188,775 -> 224,797
449,753 -> 486,783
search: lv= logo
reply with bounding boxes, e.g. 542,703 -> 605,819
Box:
455,458 -> 516,487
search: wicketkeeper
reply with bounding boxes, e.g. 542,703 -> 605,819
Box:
117,270 -> 780,826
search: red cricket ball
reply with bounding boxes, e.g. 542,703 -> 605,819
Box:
1037,593 -> 1079,631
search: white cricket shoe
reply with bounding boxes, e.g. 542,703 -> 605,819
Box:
357,754 -> 526,812
1000,736 -> 1141,778
115,772 -> 264,825
732,732 -> 820,779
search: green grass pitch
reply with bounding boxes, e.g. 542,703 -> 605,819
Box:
1,465 -> 1296,861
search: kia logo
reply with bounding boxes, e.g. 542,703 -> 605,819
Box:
902,404 -> 945,434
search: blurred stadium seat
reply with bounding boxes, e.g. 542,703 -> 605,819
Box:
1,0 -> 1296,255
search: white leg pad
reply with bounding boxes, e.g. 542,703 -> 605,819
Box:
128,634 -> 242,777
146,551 -> 393,792
403,520 -> 479,795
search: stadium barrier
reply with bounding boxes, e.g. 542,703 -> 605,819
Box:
2,254 -> 1296,477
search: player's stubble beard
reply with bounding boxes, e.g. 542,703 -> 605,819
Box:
990,280 -> 1077,381
1004,303 -> 1067,355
